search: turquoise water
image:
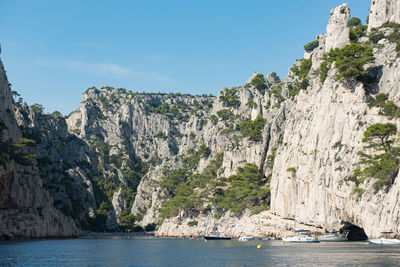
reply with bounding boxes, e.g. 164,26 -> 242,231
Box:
1,237 -> 400,266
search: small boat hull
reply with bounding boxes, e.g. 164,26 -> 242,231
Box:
368,238 -> 400,245
318,234 -> 347,242
238,236 -> 254,241
203,235 -> 232,240
282,235 -> 320,243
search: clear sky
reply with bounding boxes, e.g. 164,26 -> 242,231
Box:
1,0 -> 370,115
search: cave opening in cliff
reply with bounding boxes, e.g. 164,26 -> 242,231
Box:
340,222 -> 368,241
360,65 -> 383,94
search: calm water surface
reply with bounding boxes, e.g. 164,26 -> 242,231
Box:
1,237 -> 400,266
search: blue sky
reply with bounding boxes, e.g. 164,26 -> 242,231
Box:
1,0 -> 369,115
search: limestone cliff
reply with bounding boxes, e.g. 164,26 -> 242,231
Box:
369,0 -> 400,30
2,0 -> 400,239
157,0 -> 400,238
0,59 -> 78,239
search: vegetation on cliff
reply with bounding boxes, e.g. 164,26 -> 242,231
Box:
349,123 -> 400,194
159,150 -> 270,220
0,120 -> 36,166
304,40 -> 319,52
369,22 -> 400,56
321,43 -> 375,82
250,73 -> 268,94
349,17 -> 367,42
289,59 -> 312,97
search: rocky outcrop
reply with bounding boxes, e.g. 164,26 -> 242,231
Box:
157,210 -> 319,238
0,58 -> 78,239
270,6 -> 400,238
368,0 -> 400,31
2,0 -> 400,240
325,3 -> 350,52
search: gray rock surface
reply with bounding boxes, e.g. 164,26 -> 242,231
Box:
369,0 -> 400,31
2,0 -> 400,240
325,3 -> 350,52
0,58 -> 78,239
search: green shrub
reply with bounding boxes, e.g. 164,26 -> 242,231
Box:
288,84 -> 300,98
87,200 -> 111,232
265,100 -> 271,109
198,143 -> 211,158
119,210 -> 136,231
350,24 -> 367,42
31,103 -> 44,115
368,93 -> 400,118
319,61 -> 330,83
188,220 -> 198,227
324,43 -> 375,81
293,59 -> 312,79
290,59 -> 312,97
269,86 -> 285,103
99,95 -> 111,109
217,109 -> 233,121
215,163 -> 270,214
369,29 -> 385,44
50,111 -> 64,120
210,115 -> 218,125
246,98 -> 257,108
13,138 -> 36,148
237,114 -> 266,142
349,17 -> 362,27
369,23 -> 400,56
250,74 -> 267,94
159,153 -> 224,219
304,40 -> 319,52
155,131 -> 167,139
219,87 -> 240,107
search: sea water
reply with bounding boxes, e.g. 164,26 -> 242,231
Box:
1,237 -> 400,266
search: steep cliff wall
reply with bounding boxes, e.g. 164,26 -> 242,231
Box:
2,0 -> 400,239
270,1 -> 400,238
369,0 -> 400,30
158,1 -> 400,238
0,58 -> 78,239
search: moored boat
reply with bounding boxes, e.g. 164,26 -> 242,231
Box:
368,238 -> 400,245
238,236 -> 254,241
318,232 -> 347,242
203,200 -> 231,241
203,235 -> 232,240
282,235 -> 320,243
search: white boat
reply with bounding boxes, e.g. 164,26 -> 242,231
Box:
282,234 -> 319,243
368,238 -> 400,245
318,233 -> 347,242
238,236 -> 254,241
203,200 -> 231,241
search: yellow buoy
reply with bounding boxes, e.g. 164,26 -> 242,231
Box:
257,245 -> 262,249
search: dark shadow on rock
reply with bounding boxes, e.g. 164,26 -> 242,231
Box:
358,65 -> 383,94
340,221 -> 368,241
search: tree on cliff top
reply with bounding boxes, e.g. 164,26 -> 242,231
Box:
351,123 -> 400,193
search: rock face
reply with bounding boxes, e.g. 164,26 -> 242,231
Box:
2,0 -> 400,239
157,210 -> 319,239
0,58 -> 78,239
325,3 -> 350,52
369,0 -> 400,31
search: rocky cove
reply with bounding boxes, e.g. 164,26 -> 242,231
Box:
1,0 -> 400,240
